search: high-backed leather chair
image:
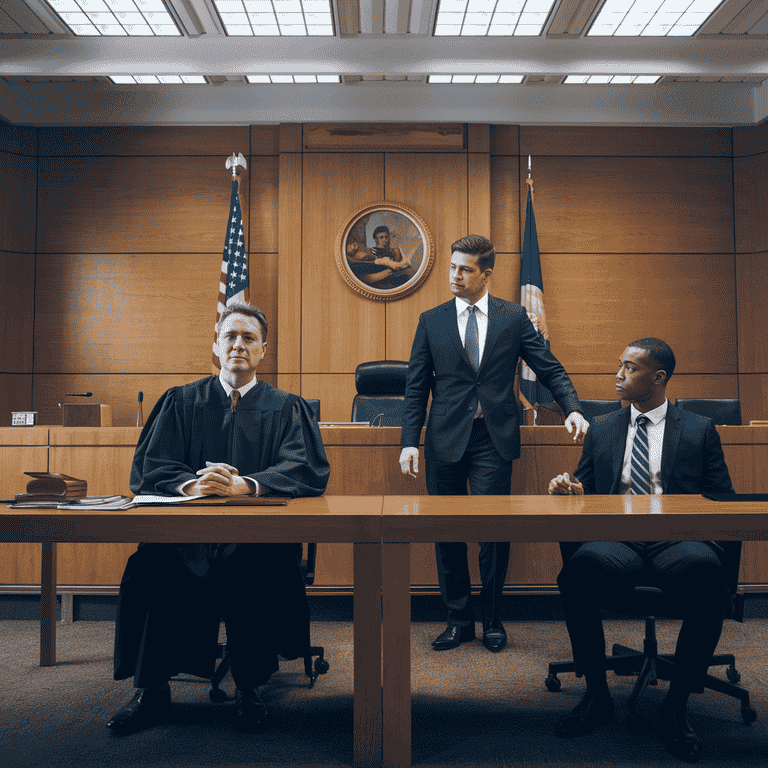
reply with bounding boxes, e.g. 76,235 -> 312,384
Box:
579,399 -> 622,423
305,399 -> 321,422
675,399 -> 742,426
350,360 -> 409,427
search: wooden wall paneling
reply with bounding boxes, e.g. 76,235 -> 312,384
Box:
301,153 -> 385,373
0,124 -> 37,156
0,254 -> 35,373
278,374 -> 301,398
734,153 -> 768,253
323,444 -> 428,495
250,125 -> 279,156
467,153 -> 491,239
0,152 -> 37,253
733,123 -> 768,157
37,156 -> 249,254
277,152 -> 302,374
537,254 -> 737,374
279,124 -> 302,154
0,444 -> 48,496
739,374 -> 768,423
489,155 -> 520,255
315,543 -> 354,585
489,125 -> 519,156
721,444 -> 768,495
248,155 -> 279,253
518,156 -> 733,254
34,253 -> 228,374
506,544 -> 562,584
0,375 -> 34,431
302,373 -> 359,424
519,126 -> 733,157
37,126 -> 250,157
303,123 -> 465,152
56,543 -> 137,586
467,124 -> 490,154
383,153 -> 468,361
736,253 -> 768,374
567,374 -> 739,404
487,251 -> 520,305
0,544 -> 42,585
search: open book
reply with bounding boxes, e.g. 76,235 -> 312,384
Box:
51,494 -> 289,510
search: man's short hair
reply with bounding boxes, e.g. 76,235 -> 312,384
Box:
451,234 -> 495,272
217,302 -> 268,343
628,337 -> 676,383
372,225 -> 390,239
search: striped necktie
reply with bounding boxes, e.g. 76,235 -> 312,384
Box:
465,305 -> 479,370
630,415 -> 651,495
231,389 -> 240,411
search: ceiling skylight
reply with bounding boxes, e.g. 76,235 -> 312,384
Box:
433,0 -> 556,36
428,75 -> 526,83
109,75 -> 207,83
47,0 -> 181,36
588,0 -> 723,36
245,75 -> 341,82
212,0 -> 335,36
563,75 -> 662,83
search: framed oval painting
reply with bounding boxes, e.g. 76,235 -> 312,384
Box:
335,201 -> 435,301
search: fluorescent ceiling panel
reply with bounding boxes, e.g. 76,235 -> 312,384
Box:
434,0 -> 557,37
109,75 -> 207,82
212,0 -> 334,36
427,74 -> 526,82
587,0 -> 723,37
245,74 -> 341,82
563,74 -> 662,83
46,0 -> 181,35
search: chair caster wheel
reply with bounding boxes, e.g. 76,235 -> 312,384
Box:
545,674 -> 561,692
209,688 -> 227,703
741,707 -> 757,724
315,658 -> 330,675
727,666 -> 741,684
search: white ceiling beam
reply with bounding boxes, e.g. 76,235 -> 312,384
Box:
409,0 -> 434,34
1,36 -> 767,76
384,0 -> 410,33
359,0 -> 384,33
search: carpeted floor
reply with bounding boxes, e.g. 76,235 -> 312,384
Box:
1,618 -> 766,767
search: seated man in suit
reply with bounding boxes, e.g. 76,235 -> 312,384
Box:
548,338 -> 734,763
107,302 -> 330,736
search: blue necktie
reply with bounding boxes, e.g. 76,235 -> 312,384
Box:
630,415 -> 651,495
465,305 -> 479,370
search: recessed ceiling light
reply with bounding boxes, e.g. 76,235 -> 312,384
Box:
108,75 -> 208,83
47,0 -> 181,36
434,0 -> 557,37
245,74 -> 341,83
213,0 -> 335,36
563,74 -> 663,83
588,0 -> 723,37
427,74 -> 526,83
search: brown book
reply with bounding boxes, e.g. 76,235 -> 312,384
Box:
15,472 -> 88,502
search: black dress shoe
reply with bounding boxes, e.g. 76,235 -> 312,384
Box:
432,624 -> 475,650
235,689 -> 272,733
555,692 -> 615,738
658,700 -> 701,763
482,621 -> 507,652
106,684 -> 171,735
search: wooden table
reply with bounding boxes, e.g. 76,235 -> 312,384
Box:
380,494 -> 768,768
0,496 -> 384,768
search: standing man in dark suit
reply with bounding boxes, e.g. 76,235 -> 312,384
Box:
549,338 -> 734,763
399,234 -> 588,653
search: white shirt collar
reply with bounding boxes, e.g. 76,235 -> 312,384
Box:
219,374 -> 259,399
455,290 -> 489,316
631,398 -> 668,427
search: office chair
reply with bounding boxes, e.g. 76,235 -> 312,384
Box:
350,360 -> 408,426
208,543 -> 329,702
579,399 -> 622,423
545,541 -> 756,724
675,399 -> 742,426
305,398 -> 321,422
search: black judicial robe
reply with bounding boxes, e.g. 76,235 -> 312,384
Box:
114,376 -> 330,685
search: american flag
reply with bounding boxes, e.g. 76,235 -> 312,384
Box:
212,179 -> 250,370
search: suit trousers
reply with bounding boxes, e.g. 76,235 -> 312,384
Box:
557,540 -> 726,692
426,417 -> 513,626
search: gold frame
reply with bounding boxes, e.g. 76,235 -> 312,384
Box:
334,201 -> 435,301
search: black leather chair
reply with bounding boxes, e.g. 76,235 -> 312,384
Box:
207,543 -> 329,700
305,398 -> 321,422
675,399 -> 742,426
546,540 -> 756,724
350,360 -> 409,427
579,399 -> 622,423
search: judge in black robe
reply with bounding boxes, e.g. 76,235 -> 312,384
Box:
109,303 -> 329,734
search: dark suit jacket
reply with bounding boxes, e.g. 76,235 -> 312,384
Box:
400,295 -> 582,463
573,402 -> 734,496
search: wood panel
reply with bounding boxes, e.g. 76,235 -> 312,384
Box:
249,125 -> 280,156
467,153 -> 490,238
737,252 -> 768,373
0,152 -> 37,253
301,153 -> 385,372
489,155 -> 520,255
37,156 -> 249,254
0,252 -> 35,372
248,155 -> 279,253
467,124 -> 490,154
536,254 -> 737,374
519,126 -> 732,157
568,374 -> 739,403
0,123 -> 37,156
735,153 -> 768,253
0,375 -> 34,427
517,156 -> 733,253
303,123 -> 465,152
739,374 -> 768,424
486,250 -> 519,304
279,123 -> 302,153
733,123 -> 768,157
489,125 -> 519,156
37,126 -> 251,157
383,153 -> 468,362
301,373 -> 358,424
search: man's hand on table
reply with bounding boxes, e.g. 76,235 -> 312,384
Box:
187,462 -> 255,496
548,473 -> 584,496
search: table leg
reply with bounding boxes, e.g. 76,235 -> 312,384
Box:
382,542 -> 411,768
40,541 -> 57,666
354,542 -> 383,768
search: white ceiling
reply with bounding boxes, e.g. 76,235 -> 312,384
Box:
1,0 -> 767,126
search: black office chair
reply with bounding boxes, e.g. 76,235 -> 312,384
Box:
305,398 -> 321,422
208,543 -> 329,701
579,399 -> 622,423
350,360 -> 408,426
675,399 -> 742,426
546,541 -> 756,724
